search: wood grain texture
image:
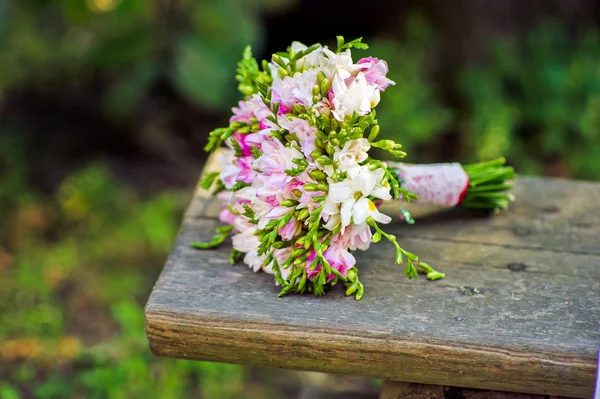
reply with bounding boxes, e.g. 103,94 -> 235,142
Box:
145,150 -> 600,398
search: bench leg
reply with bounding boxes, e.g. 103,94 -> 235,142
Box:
379,381 -> 442,399
379,380 -> 573,399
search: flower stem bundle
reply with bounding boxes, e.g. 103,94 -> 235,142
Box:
388,158 -> 515,212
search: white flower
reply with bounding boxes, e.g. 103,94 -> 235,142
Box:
231,222 -> 266,272
268,42 -> 325,79
334,222 -> 373,251
322,166 -> 392,230
290,41 -> 324,70
291,70 -> 318,108
255,138 -> 304,175
333,138 -> 371,178
277,115 -> 318,159
219,149 -> 241,190
244,251 -> 267,272
331,72 -> 380,122
319,48 -> 364,77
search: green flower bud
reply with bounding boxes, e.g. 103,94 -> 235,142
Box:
230,121 -> 247,129
308,170 -> 327,180
318,116 -> 330,129
427,271 -> 446,281
345,283 -> 358,296
293,104 -> 306,115
320,79 -> 331,98
272,241 -> 292,249
330,138 -> 340,147
312,85 -> 320,96
297,209 -> 310,221
368,125 -> 380,141
310,149 -> 323,159
374,140 -> 395,151
391,150 -> 407,158
315,138 -> 326,148
350,127 -> 363,139
315,130 -> 328,141
317,71 -> 326,85
346,268 -> 357,281
291,247 -> 306,258
280,199 -> 299,207
303,183 -> 319,191
330,118 -> 339,131
326,143 -> 335,156
372,231 -> 382,243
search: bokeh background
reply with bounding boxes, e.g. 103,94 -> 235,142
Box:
1,0 -> 600,398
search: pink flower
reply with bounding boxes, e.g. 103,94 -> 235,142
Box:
278,104 -> 292,115
357,57 -> 395,91
271,76 -> 299,111
305,250 -> 320,279
231,131 -> 255,156
272,247 -> 293,280
323,243 -> 356,277
220,151 -> 241,189
304,244 -> 356,281
219,207 -> 237,225
277,116 -> 318,159
230,95 -> 274,129
266,205 -> 294,219
333,222 -> 372,251
278,218 -> 303,241
236,156 -> 256,184
256,138 -> 303,176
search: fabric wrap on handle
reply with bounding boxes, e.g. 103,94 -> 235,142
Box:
392,163 -> 470,207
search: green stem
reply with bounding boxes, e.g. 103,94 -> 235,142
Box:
418,262 -> 445,281
461,158 -> 516,211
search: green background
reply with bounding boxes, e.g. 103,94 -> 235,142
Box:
1,1 -> 599,397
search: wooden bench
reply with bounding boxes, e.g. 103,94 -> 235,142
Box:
145,149 -> 599,398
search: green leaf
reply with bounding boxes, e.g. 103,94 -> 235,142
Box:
199,172 -> 219,190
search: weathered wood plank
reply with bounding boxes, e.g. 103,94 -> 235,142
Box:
378,177 -> 600,255
145,151 -> 600,398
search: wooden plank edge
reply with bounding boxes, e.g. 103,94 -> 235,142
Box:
144,310 -> 595,398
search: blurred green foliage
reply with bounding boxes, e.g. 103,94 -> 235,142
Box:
0,152 -> 259,398
374,16 -> 600,178
0,0 -> 277,114
369,15 -> 453,159
1,2 -> 600,397
461,21 -> 600,178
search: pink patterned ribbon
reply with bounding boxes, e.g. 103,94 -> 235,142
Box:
391,163 -> 470,207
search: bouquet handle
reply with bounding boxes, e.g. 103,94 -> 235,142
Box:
388,158 -> 516,211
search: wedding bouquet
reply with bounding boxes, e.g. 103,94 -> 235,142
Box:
196,37 -> 515,299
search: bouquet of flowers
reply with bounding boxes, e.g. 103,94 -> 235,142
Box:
196,37 -> 515,299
